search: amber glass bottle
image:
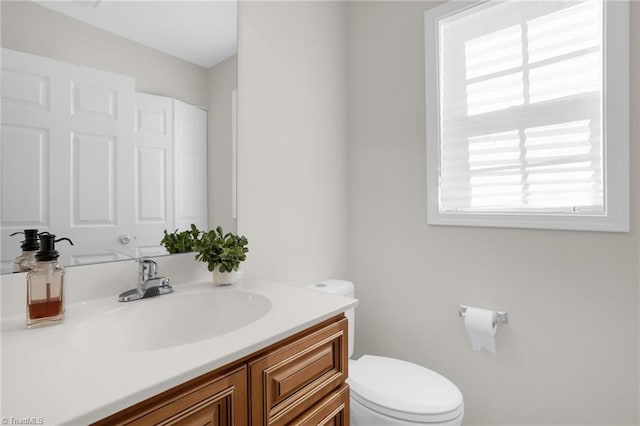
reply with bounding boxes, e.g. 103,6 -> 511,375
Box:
26,235 -> 73,328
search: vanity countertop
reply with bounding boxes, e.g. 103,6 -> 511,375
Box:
1,277 -> 357,425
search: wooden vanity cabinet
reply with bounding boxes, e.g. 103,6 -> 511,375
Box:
94,315 -> 349,426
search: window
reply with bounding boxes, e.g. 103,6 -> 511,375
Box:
424,0 -> 629,232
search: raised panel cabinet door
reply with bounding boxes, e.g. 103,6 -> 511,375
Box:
249,318 -> 348,426
94,366 -> 248,426
289,384 -> 349,426
163,398 -> 229,426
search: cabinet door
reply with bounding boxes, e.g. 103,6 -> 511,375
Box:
249,318 -> 348,425
149,395 -> 233,426
97,366 -> 248,426
290,384 -> 349,426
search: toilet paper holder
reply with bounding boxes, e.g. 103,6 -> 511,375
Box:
458,305 -> 508,325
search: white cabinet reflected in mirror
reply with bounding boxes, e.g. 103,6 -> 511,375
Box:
0,1 -> 237,273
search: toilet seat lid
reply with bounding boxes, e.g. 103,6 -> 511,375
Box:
348,355 -> 463,422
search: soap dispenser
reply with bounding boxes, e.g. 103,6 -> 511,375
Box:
26,234 -> 73,328
10,229 -> 42,273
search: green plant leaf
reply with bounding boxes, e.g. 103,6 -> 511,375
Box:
160,225 -> 202,254
193,226 -> 249,272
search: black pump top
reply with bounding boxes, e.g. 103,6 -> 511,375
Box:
36,234 -> 74,262
10,229 -> 41,252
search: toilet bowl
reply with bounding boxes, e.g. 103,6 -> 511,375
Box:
308,280 -> 464,426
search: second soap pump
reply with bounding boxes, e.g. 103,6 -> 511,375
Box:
10,229 -> 42,273
26,234 -> 73,328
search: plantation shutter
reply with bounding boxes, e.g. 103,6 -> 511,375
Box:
437,0 -> 604,214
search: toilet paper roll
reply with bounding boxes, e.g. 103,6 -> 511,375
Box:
464,307 -> 497,355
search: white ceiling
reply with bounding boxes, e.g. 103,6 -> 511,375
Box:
36,1 -> 237,69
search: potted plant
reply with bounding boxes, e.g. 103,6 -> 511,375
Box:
194,226 -> 248,285
161,224 -> 201,254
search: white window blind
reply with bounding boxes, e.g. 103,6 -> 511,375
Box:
425,0 -> 629,232
440,0 -> 602,213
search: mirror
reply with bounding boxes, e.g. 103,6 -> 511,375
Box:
0,0 -> 238,273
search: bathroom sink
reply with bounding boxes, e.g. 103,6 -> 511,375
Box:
68,290 -> 271,352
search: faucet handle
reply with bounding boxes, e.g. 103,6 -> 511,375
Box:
138,258 -> 158,282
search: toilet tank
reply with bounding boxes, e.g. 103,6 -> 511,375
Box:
308,279 -> 355,357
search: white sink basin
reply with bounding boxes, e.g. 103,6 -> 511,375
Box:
68,290 -> 271,352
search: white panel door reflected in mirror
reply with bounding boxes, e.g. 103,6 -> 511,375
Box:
0,1 -> 237,273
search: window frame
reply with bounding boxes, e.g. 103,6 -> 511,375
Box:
424,0 -> 629,232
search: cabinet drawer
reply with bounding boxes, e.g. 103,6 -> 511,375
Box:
290,384 -> 349,426
250,318 -> 348,425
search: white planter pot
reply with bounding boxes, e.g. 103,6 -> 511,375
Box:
212,269 -> 239,286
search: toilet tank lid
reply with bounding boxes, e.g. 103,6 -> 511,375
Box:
308,279 -> 354,297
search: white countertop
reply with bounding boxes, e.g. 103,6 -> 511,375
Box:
1,277 -> 357,425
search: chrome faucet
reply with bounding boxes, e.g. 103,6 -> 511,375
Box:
118,259 -> 173,302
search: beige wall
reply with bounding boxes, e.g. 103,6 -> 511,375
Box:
1,1 -> 208,107
237,1 -> 348,285
207,55 -> 238,233
347,2 -> 639,425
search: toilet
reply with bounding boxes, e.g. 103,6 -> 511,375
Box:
308,280 -> 464,425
